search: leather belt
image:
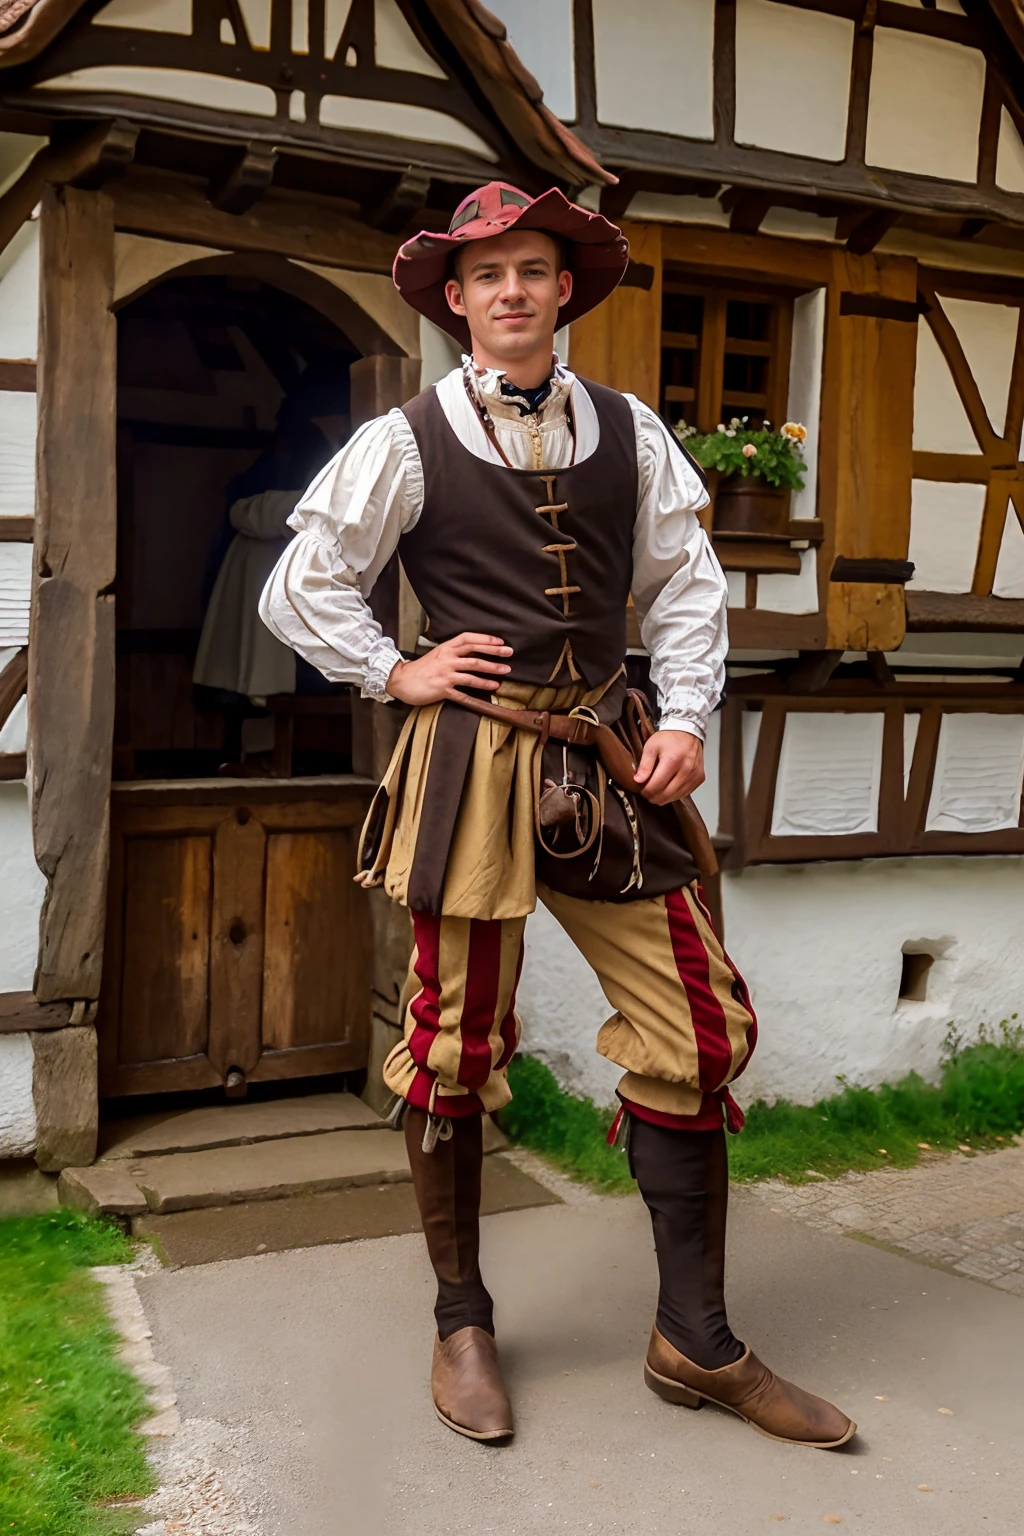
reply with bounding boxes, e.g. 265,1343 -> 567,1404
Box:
448,691 -> 718,878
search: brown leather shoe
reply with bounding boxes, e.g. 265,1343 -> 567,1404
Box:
431,1327 -> 513,1441
645,1327 -> 855,1448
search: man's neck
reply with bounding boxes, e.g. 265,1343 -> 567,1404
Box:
469,340 -> 556,391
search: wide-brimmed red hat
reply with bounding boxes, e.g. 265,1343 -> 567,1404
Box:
393,181 -> 629,348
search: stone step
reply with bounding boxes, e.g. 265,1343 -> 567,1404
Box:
62,1126 -> 411,1216
133,1155 -> 560,1266
98,1091 -> 382,1161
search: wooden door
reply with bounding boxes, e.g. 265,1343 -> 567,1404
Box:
97,779 -> 373,1096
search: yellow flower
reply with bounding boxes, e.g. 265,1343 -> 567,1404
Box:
781,421 -> 807,443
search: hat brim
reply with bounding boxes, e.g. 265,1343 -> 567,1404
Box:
393,188 -> 629,349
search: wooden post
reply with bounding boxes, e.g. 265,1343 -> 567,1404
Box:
569,221 -> 663,407
29,186 -> 117,1002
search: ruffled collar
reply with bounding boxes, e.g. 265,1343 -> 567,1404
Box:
462,353 -> 573,423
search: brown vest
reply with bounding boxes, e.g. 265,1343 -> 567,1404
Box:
398,379 -> 638,687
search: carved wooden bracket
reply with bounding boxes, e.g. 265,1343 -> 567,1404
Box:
68,118 -> 139,190
210,143 -> 278,215
365,165 -> 431,234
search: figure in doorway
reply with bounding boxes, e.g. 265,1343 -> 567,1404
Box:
259,182 -> 855,1449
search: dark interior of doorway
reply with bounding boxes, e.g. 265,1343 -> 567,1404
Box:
114,274 -> 358,781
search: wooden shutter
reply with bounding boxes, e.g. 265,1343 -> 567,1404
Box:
819,249 -> 918,651
569,221 -> 662,407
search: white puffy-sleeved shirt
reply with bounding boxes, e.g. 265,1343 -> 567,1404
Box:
259,358 -> 727,740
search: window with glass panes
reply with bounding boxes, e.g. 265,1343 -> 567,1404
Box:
660,274 -> 794,434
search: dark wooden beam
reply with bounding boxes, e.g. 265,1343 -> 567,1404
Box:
831,556 -> 915,583
0,754 -> 27,782
67,119 -> 140,192
0,516 -> 33,541
977,65 -> 1002,190
0,358 -> 36,391
210,143 -> 278,215
0,648 -> 28,734
0,992 -> 72,1034
572,0 -> 598,128
107,169 -> 401,274
906,590 -> 1024,631
31,185 -> 118,1004
726,189 -> 773,234
780,650 -> 844,693
365,165 -> 431,232
842,209 -> 899,254
713,0 -> 737,148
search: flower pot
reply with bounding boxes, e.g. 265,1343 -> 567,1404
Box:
712,475 -> 791,540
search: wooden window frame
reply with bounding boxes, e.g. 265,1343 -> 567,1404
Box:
719,676 -> 1024,867
660,269 -> 795,434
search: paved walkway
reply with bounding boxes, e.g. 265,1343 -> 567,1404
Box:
131,1149 -> 1024,1536
747,1143 -> 1024,1295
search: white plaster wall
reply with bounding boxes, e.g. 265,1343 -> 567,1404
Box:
993,506 -> 1024,599
92,0 -> 191,31
866,31 -> 985,184
943,296 -> 1017,439
907,480 -> 985,593
0,782 -> 44,991
486,0 -> 576,121
39,67 -> 278,116
593,0 -> 715,140
996,107 -> 1024,196
319,96 -> 497,160
724,857 -> 1024,1105
0,545 -> 32,648
913,319 -> 978,455
0,218 -> 39,358
0,133 -> 46,201
518,856 -> 1024,1111
0,1035 -> 35,1159
735,0 -> 853,162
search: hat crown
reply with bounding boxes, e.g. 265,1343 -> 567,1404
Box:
448,181 -> 534,238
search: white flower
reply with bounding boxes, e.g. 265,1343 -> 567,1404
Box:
742,443 -> 757,458
716,424 -> 726,434
725,429 -> 736,438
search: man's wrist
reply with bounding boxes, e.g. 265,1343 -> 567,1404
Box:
385,658 -> 406,699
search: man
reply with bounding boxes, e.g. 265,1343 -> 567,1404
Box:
260,182 -> 854,1449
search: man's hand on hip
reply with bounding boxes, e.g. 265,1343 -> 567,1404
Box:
386,632 -> 513,707
633,730 -> 705,805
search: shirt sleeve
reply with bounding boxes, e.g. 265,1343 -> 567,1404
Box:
258,409 -> 423,702
627,397 -> 727,742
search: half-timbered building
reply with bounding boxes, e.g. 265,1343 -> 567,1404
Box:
1,0 -> 1023,1184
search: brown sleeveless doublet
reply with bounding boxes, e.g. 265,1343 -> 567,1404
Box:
398,380 -> 638,687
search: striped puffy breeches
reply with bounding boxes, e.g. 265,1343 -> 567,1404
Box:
382,881 -> 758,1133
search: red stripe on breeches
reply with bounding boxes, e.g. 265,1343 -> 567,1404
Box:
664,889 -> 734,1094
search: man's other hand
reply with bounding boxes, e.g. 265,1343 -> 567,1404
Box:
386,632 -> 513,707
633,730 -> 705,805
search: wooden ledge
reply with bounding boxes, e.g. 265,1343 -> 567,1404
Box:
906,591 -> 1024,632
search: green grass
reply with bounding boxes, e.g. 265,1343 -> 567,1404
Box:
0,1210 -> 155,1536
499,1019 -> 1024,1192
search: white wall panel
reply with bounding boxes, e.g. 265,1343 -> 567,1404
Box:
624,192 -> 729,227
0,395 -> 35,523
756,549 -> 819,614
786,288 -> 825,522
907,479 -> 985,592
771,712 -> 883,837
943,296 -> 1017,438
996,106 -> 1024,195
0,545 -> 32,648
926,714 -> 1024,833
0,782 -> 44,991
689,708 -> 720,835
485,0 -> 575,120
735,0 -> 853,161
0,134 -> 46,201
992,506 -> 1024,599
375,0 -> 446,77
93,0 -> 191,30
0,221 -> 39,361
320,96 -> 497,158
38,67 -> 277,115
866,31 -> 985,183
913,319 -> 981,455
593,0 -> 714,140
0,1035 -> 35,1159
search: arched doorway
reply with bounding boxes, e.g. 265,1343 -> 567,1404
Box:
96,268 -> 400,1102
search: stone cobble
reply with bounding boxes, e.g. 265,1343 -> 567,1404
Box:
747,1140 -> 1024,1295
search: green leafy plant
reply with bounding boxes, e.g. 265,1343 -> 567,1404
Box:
499,1019 -> 1024,1192
675,416 -> 808,491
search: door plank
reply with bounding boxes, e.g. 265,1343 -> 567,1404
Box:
262,828 -> 371,1055
119,835 -> 212,1067
208,811 -> 268,1080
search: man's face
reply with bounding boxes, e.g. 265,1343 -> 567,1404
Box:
444,230 -> 573,365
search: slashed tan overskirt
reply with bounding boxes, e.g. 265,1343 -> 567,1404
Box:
356,674 -> 620,921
